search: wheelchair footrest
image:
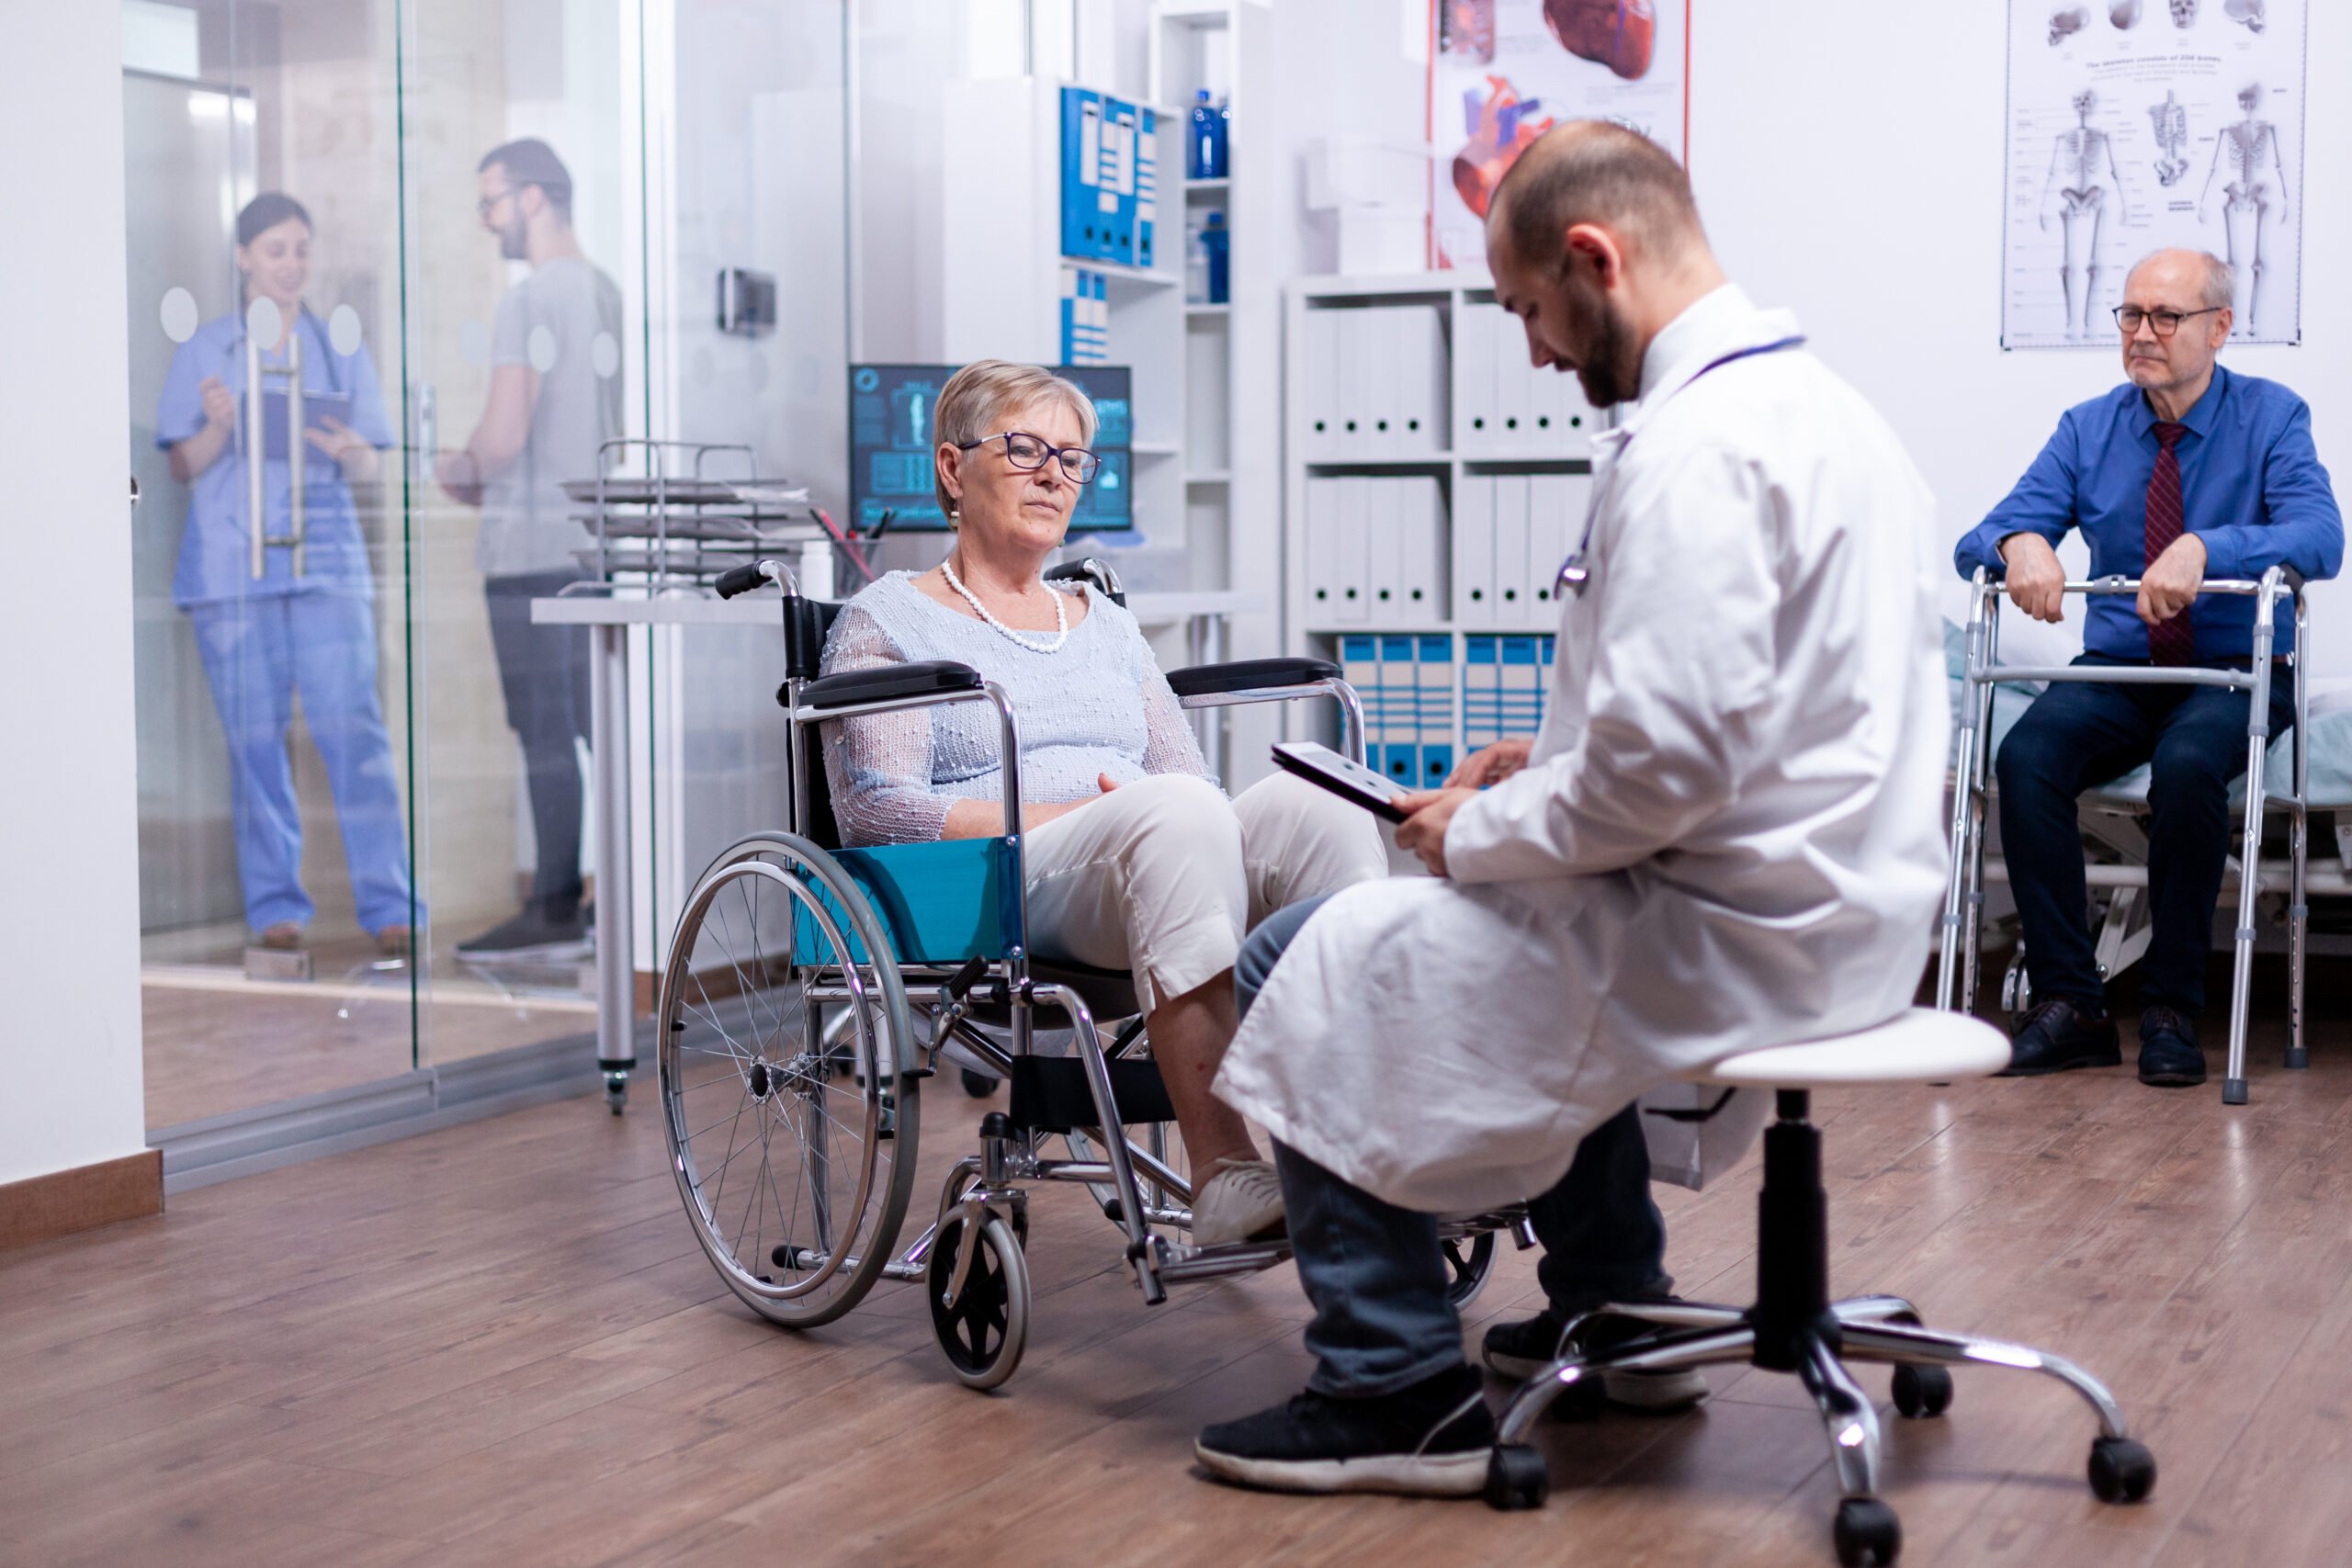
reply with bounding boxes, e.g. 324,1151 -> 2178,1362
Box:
1007,1055 -> 1175,1132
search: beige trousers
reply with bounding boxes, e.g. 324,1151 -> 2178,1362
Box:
1021,772 -> 1386,1014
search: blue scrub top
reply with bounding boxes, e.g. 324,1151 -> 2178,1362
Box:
155,309 -> 397,608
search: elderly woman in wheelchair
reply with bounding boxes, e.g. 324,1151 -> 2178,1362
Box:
655,360 -> 1459,1389
820,358 -> 1384,1242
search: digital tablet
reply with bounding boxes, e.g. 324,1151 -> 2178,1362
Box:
1272,740 -> 1413,824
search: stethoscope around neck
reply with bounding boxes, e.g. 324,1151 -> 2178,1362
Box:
1555,333 -> 1807,598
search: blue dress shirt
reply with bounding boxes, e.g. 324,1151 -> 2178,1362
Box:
1953,365 -> 2342,660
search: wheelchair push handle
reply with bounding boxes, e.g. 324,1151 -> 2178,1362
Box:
715,558 -> 797,600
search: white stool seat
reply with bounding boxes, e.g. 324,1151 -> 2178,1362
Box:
1691,1007 -> 2009,1089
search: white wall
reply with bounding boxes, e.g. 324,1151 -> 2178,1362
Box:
1276,0 -> 2349,676
0,4 -> 150,1184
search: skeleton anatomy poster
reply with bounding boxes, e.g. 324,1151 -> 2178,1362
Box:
1429,1 -> 1689,270
2004,0 -> 2307,348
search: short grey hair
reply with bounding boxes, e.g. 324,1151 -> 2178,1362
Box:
2131,248 -> 2234,311
932,359 -> 1099,520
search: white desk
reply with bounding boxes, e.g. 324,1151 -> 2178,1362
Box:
531,588 -> 1266,1103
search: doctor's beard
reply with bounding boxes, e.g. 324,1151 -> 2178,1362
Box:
1571,293 -> 1643,409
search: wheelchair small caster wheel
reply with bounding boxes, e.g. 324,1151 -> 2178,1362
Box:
1891,1363 -> 1952,1418
960,1066 -> 1000,1099
1833,1497 -> 1901,1566
1483,1444 -> 1550,1510
2087,1436 -> 2156,1504
927,1210 -> 1029,1392
1442,1231 -> 1498,1309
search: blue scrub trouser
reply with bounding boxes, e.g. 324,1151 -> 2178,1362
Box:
1996,654 -> 2295,1015
1234,895 -> 1671,1396
189,593 -> 419,936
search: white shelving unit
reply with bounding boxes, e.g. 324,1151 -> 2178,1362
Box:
1282,270 -> 1600,770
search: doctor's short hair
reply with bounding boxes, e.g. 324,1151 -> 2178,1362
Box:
1489,119 -> 1705,269
236,192 -> 312,248
931,360 -> 1099,522
479,138 -> 574,221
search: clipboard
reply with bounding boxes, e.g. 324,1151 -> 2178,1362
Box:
259,389 -> 355,461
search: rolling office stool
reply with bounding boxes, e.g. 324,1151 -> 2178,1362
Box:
1484,1009 -> 2155,1567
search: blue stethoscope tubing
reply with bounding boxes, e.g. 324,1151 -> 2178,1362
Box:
1555,334 -> 1808,598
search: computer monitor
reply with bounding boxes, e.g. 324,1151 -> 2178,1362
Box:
848,363 -> 1133,534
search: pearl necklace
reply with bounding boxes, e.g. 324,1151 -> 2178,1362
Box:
940,556 -> 1070,654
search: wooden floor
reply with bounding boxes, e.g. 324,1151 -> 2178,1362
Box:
9,986 -> 2352,1566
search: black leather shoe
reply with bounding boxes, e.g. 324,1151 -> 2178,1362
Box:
2137,1006 -> 2207,1087
1998,998 -> 2120,1076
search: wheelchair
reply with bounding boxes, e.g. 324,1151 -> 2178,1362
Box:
1936,565 -> 2310,1104
657,556 -> 1522,1388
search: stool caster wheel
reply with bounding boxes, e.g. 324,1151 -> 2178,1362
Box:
1833,1497 -> 1901,1566
2088,1436 -> 2156,1503
960,1066 -> 999,1100
1483,1444 -> 1550,1510
1891,1363 -> 1953,1418
603,1075 -> 628,1115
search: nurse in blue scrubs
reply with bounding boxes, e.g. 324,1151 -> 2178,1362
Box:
155,192 -> 421,957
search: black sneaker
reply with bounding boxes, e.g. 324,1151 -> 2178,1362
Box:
455,905 -> 592,960
1997,997 -> 2120,1077
1194,1363 -> 1494,1495
2137,1005 -> 2207,1087
1481,1307 -> 1710,1410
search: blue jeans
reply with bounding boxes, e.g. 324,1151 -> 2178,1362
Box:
1236,895 -> 1670,1396
1995,654 -> 2295,1015
189,593 -> 420,935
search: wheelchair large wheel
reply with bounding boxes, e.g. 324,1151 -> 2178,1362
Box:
659,832 -> 921,1329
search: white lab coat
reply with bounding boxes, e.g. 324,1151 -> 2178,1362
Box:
1215,287 -> 1951,1213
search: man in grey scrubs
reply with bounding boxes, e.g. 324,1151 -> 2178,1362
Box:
438,138 -> 623,957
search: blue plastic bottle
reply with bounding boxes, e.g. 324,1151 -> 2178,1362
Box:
1200,211 -> 1229,305
1189,89 -> 1216,179
1215,94 -> 1231,176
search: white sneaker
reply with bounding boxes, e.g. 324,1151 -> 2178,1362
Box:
1191,1158 -> 1286,1246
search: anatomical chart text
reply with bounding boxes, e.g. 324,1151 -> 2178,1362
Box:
2005,0 -> 2306,347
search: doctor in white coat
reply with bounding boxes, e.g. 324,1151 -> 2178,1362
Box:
1194,122 -> 1951,1497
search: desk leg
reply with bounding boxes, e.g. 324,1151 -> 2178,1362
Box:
592,621 -> 636,1113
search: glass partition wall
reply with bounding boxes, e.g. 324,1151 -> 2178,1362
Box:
123,0 -> 850,1155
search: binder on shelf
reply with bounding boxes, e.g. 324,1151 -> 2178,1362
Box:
1398,475 -> 1442,624
1417,633 -> 1454,788
1490,474 -> 1531,627
1526,472 -> 1572,622
1340,634 -> 1379,744
1364,475 -> 1402,616
1456,300 -> 1499,453
1393,305 -> 1447,457
1379,634 -> 1417,784
1463,634 -> 1498,750
1134,107 -> 1159,269
1453,472 -> 1493,624
1500,636 -> 1544,737
1304,309 -> 1340,457
1058,266 -> 1109,365
1305,476 -> 1340,621
1331,475 -> 1369,624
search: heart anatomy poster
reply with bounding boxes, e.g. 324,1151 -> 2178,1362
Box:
1428,1 -> 1690,271
2003,0 -> 2307,347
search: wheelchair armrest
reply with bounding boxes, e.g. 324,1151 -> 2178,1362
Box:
794,660 -> 984,711
1165,657 -> 1341,699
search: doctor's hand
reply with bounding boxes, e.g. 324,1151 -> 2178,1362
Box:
198,376 -> 237,434
1445,739 -> 1532,789
303,415 -> 371,467
1996,532 -> 2067,624
1394,787 -> 1476,878
2138,533 -> 2206,627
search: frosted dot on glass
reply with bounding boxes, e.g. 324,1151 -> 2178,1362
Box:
328,304 -> 364,355
159,288 -> 199,344
245,295 -> 282,347
527,324 -> 558,374
459,319 -> 488,367
590,331 -> 619,379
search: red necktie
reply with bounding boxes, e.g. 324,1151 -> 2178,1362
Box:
2143,421 -> 2194,666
